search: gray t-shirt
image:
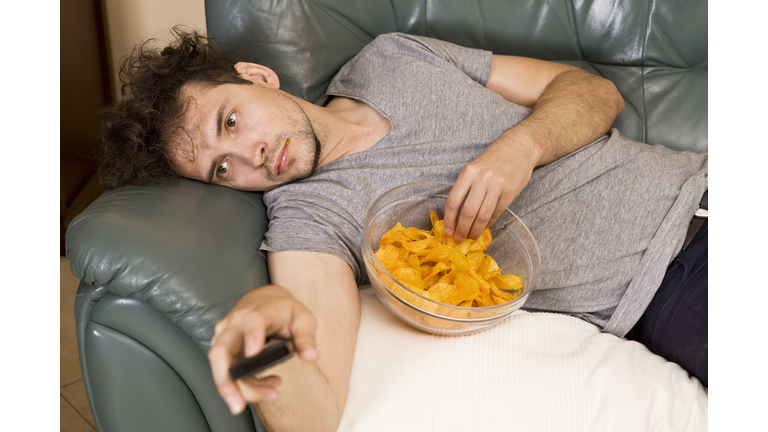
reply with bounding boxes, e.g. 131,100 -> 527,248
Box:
261,33 -> 708,337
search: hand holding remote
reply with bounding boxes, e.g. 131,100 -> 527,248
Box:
229,338 -> 296,381
207,285 -> 319,415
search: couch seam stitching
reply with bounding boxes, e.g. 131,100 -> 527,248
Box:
641,0 -> 656,143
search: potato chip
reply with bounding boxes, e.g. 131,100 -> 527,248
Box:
493,274 -> 522,291
402,237 -> 438,253
424,261 -> 450,280
380,222 -> 405,242
482,268 -> 503,280
378,258 -> 410,273
423,274 -> 442,288
466,252 -> 485,271
375,244 -> 402,262
490,283 -> 515,302
485,255 -> 500,272
406,254 -> 421,272
391,267 -> 425,292
426,282 -> 457,304
376,210 -> 522,308
491,295 -> 508,305
420,245 -> 454,264
397,248 -> 409,261
404,227 -> 431,241
431,219 -> 447,240
453,272 -> 480,304
430,210 -> 440,227
467,269 -> 491,294
469,229 -> 492,252
437,271 -> 456,286
474,293 -> 497,307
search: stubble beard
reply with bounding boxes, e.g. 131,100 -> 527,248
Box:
266,98 -> 324,187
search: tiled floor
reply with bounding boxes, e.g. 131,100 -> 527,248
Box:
61,256 -> 97,432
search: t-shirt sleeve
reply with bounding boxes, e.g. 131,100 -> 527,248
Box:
384,33 -> 493,86
328,33 -> 493,91
260,188 -> 365,283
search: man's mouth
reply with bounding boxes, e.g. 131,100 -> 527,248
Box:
274,139 -> 290,176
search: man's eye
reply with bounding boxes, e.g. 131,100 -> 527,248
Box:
217,161 -> 229,177
226,112 -> 237,129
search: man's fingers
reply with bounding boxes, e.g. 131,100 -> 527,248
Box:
209,304 -> 272,414
239,311 -> 268,358
451,177 -> 490,241
467,192 -> 499,240
444,179 -> 471,236
456,180 -> 505,241
234,295 -> 319,370
208,342 -> 246,414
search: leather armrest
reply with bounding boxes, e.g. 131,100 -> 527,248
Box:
67,179 -> 271,431
76,284 -> 262,431
66,178 -> 270,352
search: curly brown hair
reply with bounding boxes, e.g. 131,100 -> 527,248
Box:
96,27 -> 253,188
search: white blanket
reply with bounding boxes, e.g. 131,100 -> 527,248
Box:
338,287 -> 707,432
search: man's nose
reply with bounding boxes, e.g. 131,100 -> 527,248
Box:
234,140 -> 268,168
252,141 -> 268,167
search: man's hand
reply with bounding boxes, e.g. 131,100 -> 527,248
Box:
208,284 -> 320,415
443,136 -> 537,241
444,55 -> 624,240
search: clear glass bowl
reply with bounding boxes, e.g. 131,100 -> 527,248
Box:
362,182 -> 541,336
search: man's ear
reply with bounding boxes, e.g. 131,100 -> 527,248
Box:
234,62 -> 280,89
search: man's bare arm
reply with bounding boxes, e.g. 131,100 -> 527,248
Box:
486,55 -> 625,164
444,55 -> 625,240
208,251 -> 360,432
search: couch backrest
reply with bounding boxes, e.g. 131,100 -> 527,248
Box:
205,0 -> 707,153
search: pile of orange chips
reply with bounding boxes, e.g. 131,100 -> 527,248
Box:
376,211 -> 522,307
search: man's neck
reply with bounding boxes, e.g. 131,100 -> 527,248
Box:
290,94 -> 392,168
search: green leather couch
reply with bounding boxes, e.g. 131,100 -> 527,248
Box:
65,0 -> 707,430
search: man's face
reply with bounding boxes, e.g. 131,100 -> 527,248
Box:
170,79 -> 321,191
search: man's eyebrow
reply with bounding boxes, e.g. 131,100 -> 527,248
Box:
216,98 -> 228,139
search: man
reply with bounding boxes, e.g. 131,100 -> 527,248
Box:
98,28 -> 707,432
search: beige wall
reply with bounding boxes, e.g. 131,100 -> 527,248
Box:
102,0 -> 207,101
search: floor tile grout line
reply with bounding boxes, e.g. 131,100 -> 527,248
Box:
61,377 -> 84,389
61,392 -> 96,431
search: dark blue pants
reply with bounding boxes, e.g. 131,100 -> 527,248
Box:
626,220 -> 708,387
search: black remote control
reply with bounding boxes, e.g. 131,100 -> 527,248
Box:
229,338 -> 296,381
